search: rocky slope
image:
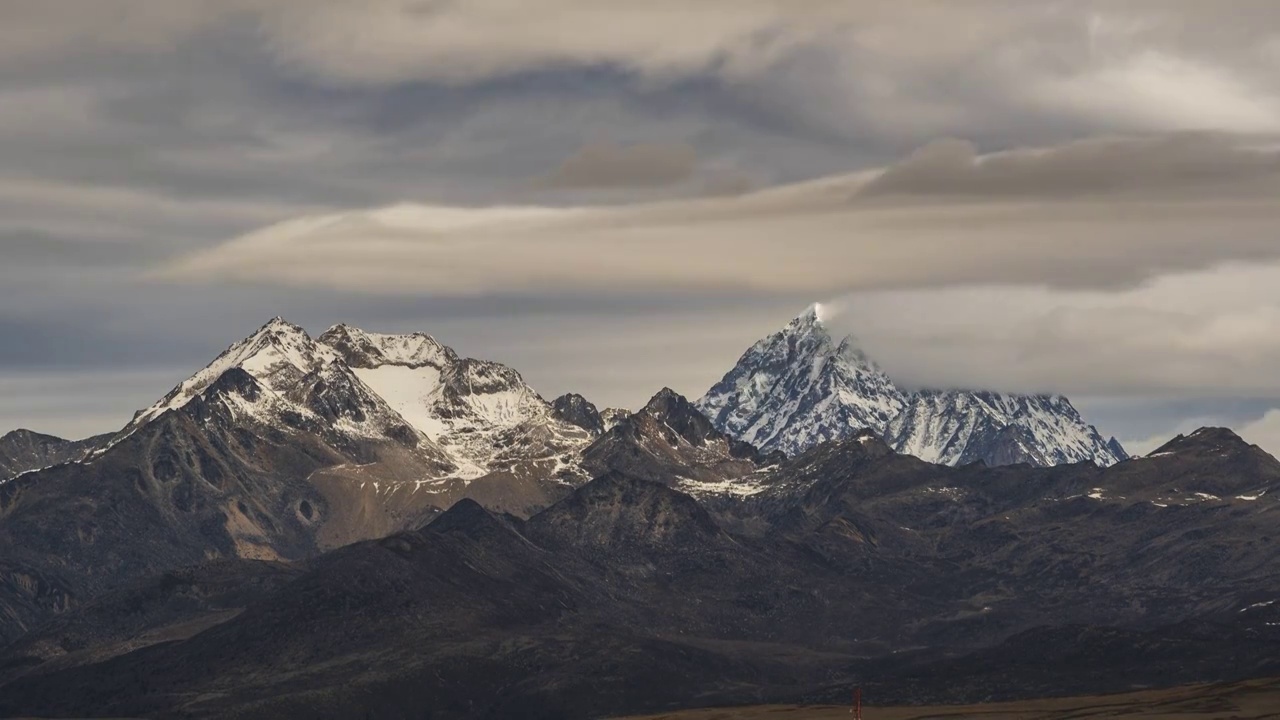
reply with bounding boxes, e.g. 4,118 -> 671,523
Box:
6,313 -> 1276,719
2,427 -> 1277,719
0,429 -> 110,481
0,318 -> 607,645
0,315 -> 798,647
580,387 -> 779,497
699,305 -> 1126,466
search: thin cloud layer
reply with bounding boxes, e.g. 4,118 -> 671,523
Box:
819,263 -> 1280,398
156,135 -> 1280,297
861,133 -> 1280,197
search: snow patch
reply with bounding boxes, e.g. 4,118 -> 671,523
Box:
676,476 -> 766,498
353,365 -> 447,439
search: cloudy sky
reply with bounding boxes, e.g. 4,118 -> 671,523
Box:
5,0 -> 1280,456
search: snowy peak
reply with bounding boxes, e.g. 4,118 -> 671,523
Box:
318,324 -> 457,370
699,306 -> 1125,468
697,304 -> 904,457
790,302 -> 826,334
131,317 -> 336,428
315,324 -> 584,479
119,318 -> 574,483
317,324 -> 590,478
432,358 -> 547,427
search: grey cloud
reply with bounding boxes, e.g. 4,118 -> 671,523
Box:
1074,396 -> 1280,446
154,135 -> 1280,298
0,368 -> 190,440
534,141 -> 698,189
1238,411 -> 1280,458
7,0 -> 1280,454
859,133 -> 1280,198
6,3 -> 1280,146
818,262 -> 1280,399
699,173 -> 758,197
4,1 -> 1277,252
0,229 -> 154,270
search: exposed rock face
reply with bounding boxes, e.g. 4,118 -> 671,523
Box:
0,318 -> 598,645
699,306 -> 903,457
0,429 -> 109,480
599,407 -> 630,432
551,393 -> 605,435
13,313 -> 1277,720
581,388 -> 775,495
698,305 -> 1126,467
888,390 -> 1122,467
526,471 -> 725,552
316,323 -> 592,485
3,428 -> 1278,719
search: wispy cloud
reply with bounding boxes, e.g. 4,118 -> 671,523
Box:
155,135 -> 1280,298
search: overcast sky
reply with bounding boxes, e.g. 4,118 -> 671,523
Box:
4,0 -> 1280,456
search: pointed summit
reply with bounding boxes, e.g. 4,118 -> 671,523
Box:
642,387 -> 690,416
1106,436 -> 1129,462
424,497 -> 525,545
582,387 -> 767,489
260,316 -> 304,332
551,393 -> 604,435
697,305 -> 903,456
699,305 -> 1124,467
793,302 -> 826,329
640,387 -> 729,448
129,318 -> 335,428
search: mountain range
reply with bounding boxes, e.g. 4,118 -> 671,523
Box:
0,308 -> 1275,719
0,316 -> 768,646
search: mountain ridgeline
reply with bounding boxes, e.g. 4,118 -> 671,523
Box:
2,309 -> 1276,720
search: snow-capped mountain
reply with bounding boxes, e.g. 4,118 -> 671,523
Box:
698,306 -> 903,457
118,318 -> 455,471
698,305 -> 1126,467
124,318 -> 595,485
317,323 -> 588,480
